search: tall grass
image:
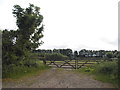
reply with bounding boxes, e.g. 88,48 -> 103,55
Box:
93,61 -> 118,86
94,61 -> 118,75
2,61 -> 50,79
77,61 -> 118,86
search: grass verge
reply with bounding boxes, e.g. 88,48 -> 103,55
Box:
3,63 -> 50,80
76,61 -> 119,87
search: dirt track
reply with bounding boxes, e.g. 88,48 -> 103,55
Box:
3,68 -> 116,88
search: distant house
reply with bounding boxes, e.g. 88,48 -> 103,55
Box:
92,54 -> 97,57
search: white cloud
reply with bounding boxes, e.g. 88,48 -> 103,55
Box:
0,0 -> 118,50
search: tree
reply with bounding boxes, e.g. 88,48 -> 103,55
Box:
13,4 -> 44,63
45,53 -> 69,61
74,51 -> 78,59
106,52 -> 113,59
79,49 -> 86,57
2,30 -> 18,65
13,4 -> 44,51
2,4 -> 44,66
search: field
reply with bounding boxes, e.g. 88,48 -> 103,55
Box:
45,59 -> 103,69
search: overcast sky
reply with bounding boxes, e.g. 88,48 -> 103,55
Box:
0,0 -> 119,51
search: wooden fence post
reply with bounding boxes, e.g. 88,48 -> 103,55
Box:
75,59 -> 78,69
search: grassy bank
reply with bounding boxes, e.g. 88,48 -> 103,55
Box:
2,61 -> 50,79
77,61 -> 118,87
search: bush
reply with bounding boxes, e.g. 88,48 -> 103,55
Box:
91,61 -> 118,86
78,61 -> 118,86
94,61 -> 118,75
45,53 -> 69,61
2,63 -> 50,79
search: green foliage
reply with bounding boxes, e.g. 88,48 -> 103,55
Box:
77,61 -> 118,86
94,61 -> 118,75
44,53 -> 69,61
74,51 -> 78,58
106,52 -> 113,58
77,65 -> 95,74
2,4 -> 44,64
93,61 -> 118,85
34,53 -> 69,61
84,67 -> 94,72
2,63 -> 49,79
12,3 -> 44,51
2,4 -> 45,79
2,30 -> 18,65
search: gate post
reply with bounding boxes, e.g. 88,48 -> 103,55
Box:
75,59 -> 78,69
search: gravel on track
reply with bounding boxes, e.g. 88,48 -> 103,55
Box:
3,68 -> 116,88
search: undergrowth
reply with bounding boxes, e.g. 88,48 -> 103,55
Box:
2,61 -> 50,79
77,61 -> 119,87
